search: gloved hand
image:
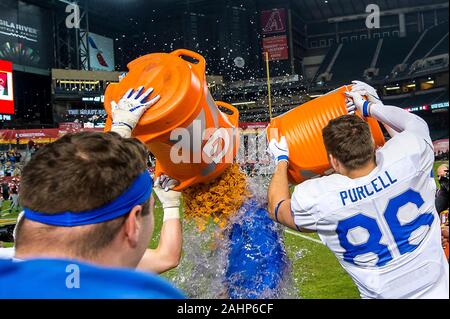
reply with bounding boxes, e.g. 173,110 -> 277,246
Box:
351,80 -> 382,104
346,81 -> 383,116
110,86 -> 160,138
268,136 -> 289,165
154,174 -> 181,222
345,91 -> 372,117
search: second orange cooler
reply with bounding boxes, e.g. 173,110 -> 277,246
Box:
267,86 -> 385,184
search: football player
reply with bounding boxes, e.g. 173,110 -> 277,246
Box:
267,81 -> 449,299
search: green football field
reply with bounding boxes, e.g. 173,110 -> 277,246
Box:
0,160 -> 447,299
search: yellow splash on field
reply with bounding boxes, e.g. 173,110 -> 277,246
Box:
182,163 -> 249,231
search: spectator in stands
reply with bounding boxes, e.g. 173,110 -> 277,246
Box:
8,151 -> 15,164
436,164 -> 449,214
1,182 -> 9,203
9,185 -> 19,214
4,162 -> 12,177
12,165 -> 21,177
14,150 -> 22,163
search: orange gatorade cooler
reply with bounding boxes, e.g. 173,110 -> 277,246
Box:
104,49 -> 240,191
267,85 -> 385,184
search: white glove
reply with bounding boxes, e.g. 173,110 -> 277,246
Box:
268,136 -> 289,165
154,174 -> 181,222
351,80 -> 382,104
110,86 -> 160,138
346,81 -> 382,116
345,91 -> 372,117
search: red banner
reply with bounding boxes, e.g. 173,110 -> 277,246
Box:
263,35 -> 289,61
239,122 -> 268,130
0,60 -> 14,115
0,127 -> 103,144
260,8 -> 286,34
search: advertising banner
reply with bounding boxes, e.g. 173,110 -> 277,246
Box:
262,35 -> 289,61
260,8 -> 286,35
0,127 -> 103,144
0,59 -> 14,115
84,32 -> 115,71
0,0 -> 53,69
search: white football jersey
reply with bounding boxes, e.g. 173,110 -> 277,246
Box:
291,130 -> 449,299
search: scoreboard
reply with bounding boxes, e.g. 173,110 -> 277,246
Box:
0,59 -> 14,115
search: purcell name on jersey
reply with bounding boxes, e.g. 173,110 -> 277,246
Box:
339,170 -> 398,206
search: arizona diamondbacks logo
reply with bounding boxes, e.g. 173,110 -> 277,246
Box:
262,9 -> 286,34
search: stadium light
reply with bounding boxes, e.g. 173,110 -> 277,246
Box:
386,86 -> 400,90
232,101 -> 256,106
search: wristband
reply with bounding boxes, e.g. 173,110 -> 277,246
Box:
277,155 -> 289,163
112,122 -> 133,131
163,207 -> 180,222
274,200 -> 286,223
362,101 -> 370,117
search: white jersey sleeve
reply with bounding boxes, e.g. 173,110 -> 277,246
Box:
291,175 -> 348,232
291,181 -> 320,231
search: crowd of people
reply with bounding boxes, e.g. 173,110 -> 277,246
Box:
0,149 -> 25,215
435,150 -> 449,161
0,149 -> 22,177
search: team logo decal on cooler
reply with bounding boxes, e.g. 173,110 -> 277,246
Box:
203,128 -> 232,164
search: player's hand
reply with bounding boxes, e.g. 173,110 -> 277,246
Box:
268,136 -> 289,165
351,80 -> 383,105
153,174 -> 181,222
154,174 -> 179,192
345,91 -> 371,117
110,86 -> 160,137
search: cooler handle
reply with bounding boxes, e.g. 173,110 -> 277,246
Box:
216,101 -> 239,126
171,49 -> 206,74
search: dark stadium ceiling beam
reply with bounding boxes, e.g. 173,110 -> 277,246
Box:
311,0 -> 327,21
399,0 -> 411,7
295,0 -> 315,22
328,2 -> 448,23
324,0 -> 335,18
332,0 -> 345,16
348,0 -> 359,16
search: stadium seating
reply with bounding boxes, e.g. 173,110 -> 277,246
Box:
311,21 -> 449,87
329,40 -> 379,85
404,22 -> 449,66
383,89 -> 448,108
375,36 -> 418,80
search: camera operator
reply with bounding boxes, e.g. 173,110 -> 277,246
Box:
436,164 -> 449,214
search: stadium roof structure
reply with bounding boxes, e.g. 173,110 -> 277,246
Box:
291,0 -> 448,22
25,0 -> 449,22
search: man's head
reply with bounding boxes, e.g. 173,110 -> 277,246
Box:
15,131 -> 154,268
322,115 -> 376,176
437,164 -> 449,194
437,164 -> 449,179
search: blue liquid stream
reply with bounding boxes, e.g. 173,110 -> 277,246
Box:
225,199 -> 290,299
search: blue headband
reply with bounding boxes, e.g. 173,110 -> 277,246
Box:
24,170 -> 153,227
